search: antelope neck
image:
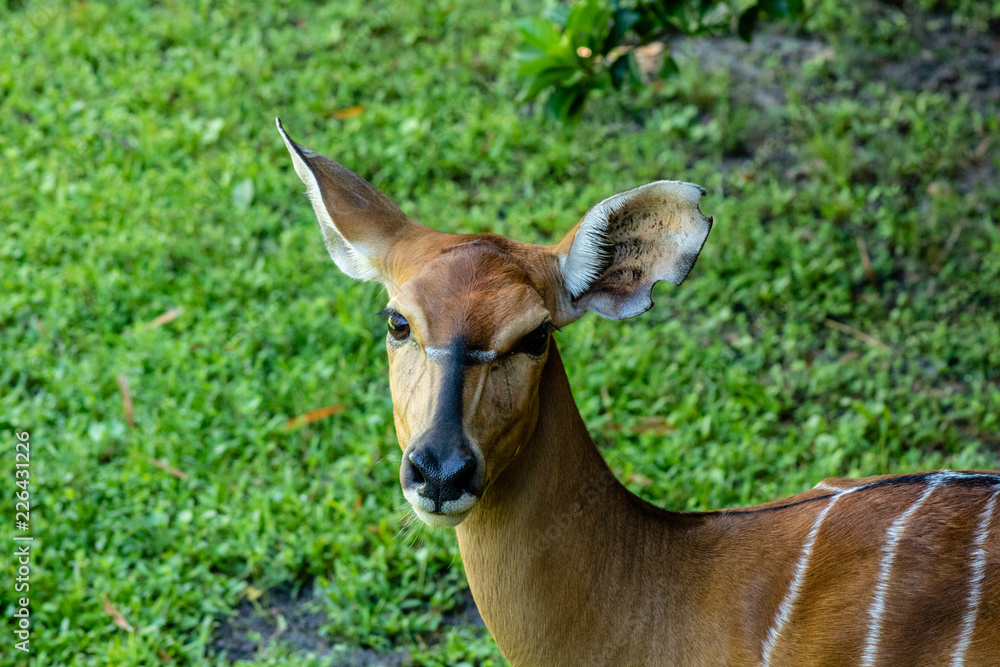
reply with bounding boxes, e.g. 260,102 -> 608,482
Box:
455,343 -> 709,666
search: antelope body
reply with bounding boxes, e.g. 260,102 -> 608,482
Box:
277,118 -> 1000,666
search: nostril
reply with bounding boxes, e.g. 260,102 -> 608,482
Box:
455,456 -> 477,491
410,462 -> 425,485
407,451 -> 433,491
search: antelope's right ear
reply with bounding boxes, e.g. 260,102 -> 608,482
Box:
276,117 -> 425,284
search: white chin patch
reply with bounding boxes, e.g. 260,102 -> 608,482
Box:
412,506 -> 468,528
404,488 -> 478,527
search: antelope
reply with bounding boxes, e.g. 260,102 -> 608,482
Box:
276,117 -> 1000,666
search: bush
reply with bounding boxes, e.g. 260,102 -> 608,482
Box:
516,0 -> 805,120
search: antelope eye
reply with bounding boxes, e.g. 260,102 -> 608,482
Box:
387,313 -> 410,341
514,324 -> 552,357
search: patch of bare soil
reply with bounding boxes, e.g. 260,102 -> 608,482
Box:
670,14 -> 1000,112
211,583 -> 407,665
672,32 -> 833,108
671,30 -> 833,177
878,15 -> 1000,111
669,14 -> 998,186
211,583 -> 484,665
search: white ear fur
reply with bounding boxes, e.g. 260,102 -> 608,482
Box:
558,181 -> 712,320
276,117 -> 379,281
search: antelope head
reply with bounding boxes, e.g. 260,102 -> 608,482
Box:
277,119 -> 712,527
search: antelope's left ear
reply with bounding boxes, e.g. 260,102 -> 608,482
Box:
550,181 -> 713,324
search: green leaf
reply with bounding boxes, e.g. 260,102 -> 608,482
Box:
521,66 -> 582,102
651,0 -> 688,25
566,0 -> 611,46
608,52 -> 642,90
759,0 -> 804,19
659,53 -> 679,79
516,52 -> 568,77
759,0 -> 790,19
544,85 -> 590,121
514,44 -> 548,62
609,54 -> 630,90
517,17 -> 563,51
543,4 -> 571,27
605,8 -> 640,50
738,5 -> 759,42
565,89 -> 590,119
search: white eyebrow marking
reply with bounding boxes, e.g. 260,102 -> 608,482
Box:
860,474 -> 946,667
761,486 -> 857,666
467,349 -> 496,363
424,347 -> 496,363
950,487 -> 1000,667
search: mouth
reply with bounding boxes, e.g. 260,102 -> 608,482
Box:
402,488 -> 478,527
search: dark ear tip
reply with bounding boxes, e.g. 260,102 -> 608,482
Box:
276,117 -> 298,148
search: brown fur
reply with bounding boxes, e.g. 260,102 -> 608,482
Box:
276,126 -> 1000,666
457,348 -> 1000,665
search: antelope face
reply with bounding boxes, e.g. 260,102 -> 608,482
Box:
277,118 -> 712,528
384,240 -> 558,526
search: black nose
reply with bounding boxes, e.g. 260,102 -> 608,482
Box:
404,447 -> 477,505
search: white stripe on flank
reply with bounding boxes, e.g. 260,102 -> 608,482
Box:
860,475 -> 946,667
761,488 -> 855,666
758,471 -> 999,666
950,488 -> 1000,667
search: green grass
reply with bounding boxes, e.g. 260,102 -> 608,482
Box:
1,0 -> 998,665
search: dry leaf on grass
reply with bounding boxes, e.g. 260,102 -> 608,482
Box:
148,458 -> 188,480
855,236 -> 877,286
331,105 -> 364,120
116,373 -> 134,429
102,597 -> 135,633
608,416 -> 675,436
148,307 -> 183,328
823,319 -> 889,351
286,405 -> 346,430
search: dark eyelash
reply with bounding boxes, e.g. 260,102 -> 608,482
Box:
377,308 -> 400,319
